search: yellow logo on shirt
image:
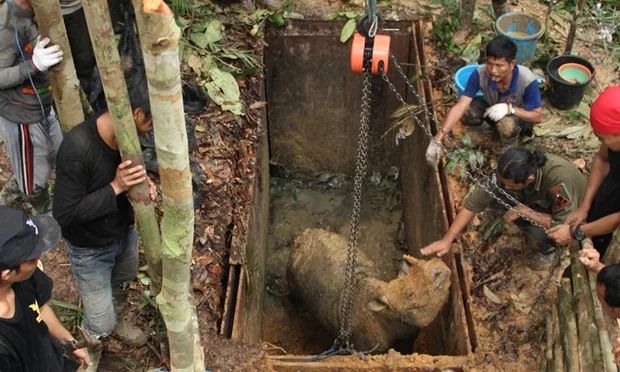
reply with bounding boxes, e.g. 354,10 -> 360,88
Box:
28,300 -> 42,323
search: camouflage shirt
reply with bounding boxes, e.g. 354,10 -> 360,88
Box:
464,154 -> 586,222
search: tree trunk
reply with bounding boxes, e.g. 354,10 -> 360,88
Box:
457,0 -> 476,39
30,0 -> 84,132
564,0 -> 588,54
80,0 -> 162,286
132,0 -> 204,370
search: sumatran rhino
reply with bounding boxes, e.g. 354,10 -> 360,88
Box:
287,228 -> 451,352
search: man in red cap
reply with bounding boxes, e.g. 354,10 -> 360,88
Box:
548,86 -> 620,255
0,207 -> 89,370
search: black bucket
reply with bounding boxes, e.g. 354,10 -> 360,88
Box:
546,55 -> 595,110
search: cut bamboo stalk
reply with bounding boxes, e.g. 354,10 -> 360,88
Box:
557,278 -> 580,371
602,230 -> 620,266
570,244 -> 597,370
552,304 -> 564,372
546,311 -> 554,371
588,270 -> 617,371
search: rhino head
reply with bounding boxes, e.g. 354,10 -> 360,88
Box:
367,255 -> 451,327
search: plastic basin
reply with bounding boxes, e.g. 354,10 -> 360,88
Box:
496,12 -> 545,64
454,64 -> 483,97
558,62 -> 592,84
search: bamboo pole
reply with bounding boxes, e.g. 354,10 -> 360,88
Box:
546,311 -> 554,371
570,244 -> 605,370
552,304 -> 564,372
30,0 -> 85,132
588,270 -> 617,371
557,278 -> 580,371
570,245 -> 596,370
80,0 -> 162,287
602,229 -> 620,265
132,0 -> 204,370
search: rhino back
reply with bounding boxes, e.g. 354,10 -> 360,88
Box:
287,229 -> 378,338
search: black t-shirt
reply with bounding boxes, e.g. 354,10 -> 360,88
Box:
53,117 -> 134,247
0,269 -> 66,372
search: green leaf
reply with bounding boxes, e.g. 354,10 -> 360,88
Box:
340,18 -> 357,43
190,32 -> 209,49
461,34 -> 482,64
461,133 -> 473,148
204,19 -> 224,45
204,67 -> 244,116
344,11 -> 359,18
139,276 -> 152,286
270,13 -> 285,27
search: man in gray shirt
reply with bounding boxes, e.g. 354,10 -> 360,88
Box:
0,0 -> 63,214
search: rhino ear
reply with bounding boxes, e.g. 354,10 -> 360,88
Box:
399,254 -> 419,277
367,296 -> 389,312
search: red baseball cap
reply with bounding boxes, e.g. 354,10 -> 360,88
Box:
590,85 -> 620,134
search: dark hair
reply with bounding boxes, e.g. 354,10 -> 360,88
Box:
486,35 -> 517,62
125,67 -> 151,118
597,264 -> 620,308
497,147 -> 546,184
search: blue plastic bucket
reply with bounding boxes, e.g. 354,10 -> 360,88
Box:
455,64 -> 483,97
496,13 -> 545,64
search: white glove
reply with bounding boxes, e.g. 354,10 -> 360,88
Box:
425,139 -> 444,167
484,103 -> 510,122
32,36 -> 63,72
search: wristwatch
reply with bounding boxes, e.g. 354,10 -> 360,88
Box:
509,103 -> 516,115
571,224 -> 586,241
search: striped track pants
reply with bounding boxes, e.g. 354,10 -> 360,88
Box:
0,114 -> 62,196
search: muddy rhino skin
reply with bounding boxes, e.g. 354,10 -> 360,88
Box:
287,228 -> 451,352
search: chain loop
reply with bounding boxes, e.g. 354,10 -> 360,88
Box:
337,72 -> 373,347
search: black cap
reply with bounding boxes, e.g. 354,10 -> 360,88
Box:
0,207 -> 60,270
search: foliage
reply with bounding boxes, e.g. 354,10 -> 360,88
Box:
331,11 -> 363,43
480,217 -> 505,242
444,133 -> 486,179
431,0 -> 460,54
50,299 -> 83,334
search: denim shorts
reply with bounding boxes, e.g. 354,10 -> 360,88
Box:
67,227 -> 139,338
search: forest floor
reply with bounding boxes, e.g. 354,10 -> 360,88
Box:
0,0 -> 618,370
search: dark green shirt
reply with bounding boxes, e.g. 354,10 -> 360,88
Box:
464,154 -> 586,222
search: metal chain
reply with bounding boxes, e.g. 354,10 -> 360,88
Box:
385,56 -> 550,231
337,72 -> 373,346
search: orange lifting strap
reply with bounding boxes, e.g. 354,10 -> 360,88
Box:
350,33 -> 391,75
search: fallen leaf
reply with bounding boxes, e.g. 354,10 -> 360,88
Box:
249,101 -> 267,110
483,285 -> 503,305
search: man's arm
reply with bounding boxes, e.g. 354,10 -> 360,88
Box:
515,80 -> 543,123
565,144 -> 610,225
505,205 -> 552,229
0,26 -> 39,89
435,95 -> 474,141
513,106 -> 542,123
40,304 -> 89,368
420,207 -> 476,257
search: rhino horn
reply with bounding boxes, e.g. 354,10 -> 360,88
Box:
367,295 -> 390,312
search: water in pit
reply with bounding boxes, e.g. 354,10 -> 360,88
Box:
262,172 -> 405,354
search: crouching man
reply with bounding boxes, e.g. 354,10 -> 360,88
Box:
0,207 -> 88,371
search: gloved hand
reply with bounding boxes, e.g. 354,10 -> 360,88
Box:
483,103 -> 510,121
425,139 -> 444,167
32,36 -> 63,72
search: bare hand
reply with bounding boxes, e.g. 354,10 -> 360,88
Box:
148,177 -> 157,201
420,239 -> 452,257
546,224 -> 573,245
110,160 -> 146,195
503,208 -> 521,224
71,347 -> 89,369
579,247 -> 603,273
564,207 -> 588,225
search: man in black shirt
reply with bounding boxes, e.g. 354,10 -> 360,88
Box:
0,207 -> 89,371
52,68 -> 151,361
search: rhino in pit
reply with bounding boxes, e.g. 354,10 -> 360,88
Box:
287,228 -> 451,352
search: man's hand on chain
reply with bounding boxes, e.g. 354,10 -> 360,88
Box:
110,160 -> 146,195
420,239 -> 452,257
546,224 -> 573,245
425,139 -> 443,167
